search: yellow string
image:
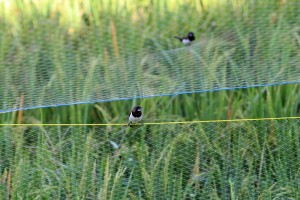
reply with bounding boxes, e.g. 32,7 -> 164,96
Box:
0,116 -> 299,126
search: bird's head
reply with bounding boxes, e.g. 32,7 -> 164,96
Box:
133,106 -> 142,113
188,32 -> 195,41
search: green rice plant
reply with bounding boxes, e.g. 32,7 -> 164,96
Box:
0,0 -> 299,199
0,0 -> 299,116
1,120 -> 299,199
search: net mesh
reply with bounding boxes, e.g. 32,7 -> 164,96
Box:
1,1 -> 300,198
0,1 -> 299,113
0,119 -> 299,199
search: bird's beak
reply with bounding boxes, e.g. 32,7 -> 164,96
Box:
137,108 -> 142,112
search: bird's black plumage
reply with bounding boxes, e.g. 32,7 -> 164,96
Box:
174,32 -> 195,45
128,106 -> 143,126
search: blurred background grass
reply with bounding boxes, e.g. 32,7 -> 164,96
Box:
0,0 -> 299,123
0,0 -> 300,199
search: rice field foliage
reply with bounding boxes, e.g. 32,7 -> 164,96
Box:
0,0 -> 299,113
0,0 -> 300,199
0,119 -> 299,199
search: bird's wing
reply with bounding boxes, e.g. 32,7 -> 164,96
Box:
128,109 -> 133,116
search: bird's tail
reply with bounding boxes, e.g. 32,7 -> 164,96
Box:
174,36 -> 182,41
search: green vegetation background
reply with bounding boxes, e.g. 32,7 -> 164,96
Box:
0,0 -> 299,199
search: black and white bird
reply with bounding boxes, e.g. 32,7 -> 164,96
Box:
174,32 -> 195,45
128,106 -> 143,126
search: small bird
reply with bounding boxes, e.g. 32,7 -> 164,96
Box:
174,32 -> 195,45
128,106 -> 143,126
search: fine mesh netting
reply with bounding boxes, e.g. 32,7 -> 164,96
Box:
0,1 -> 299,113
1,1 -> 300,199
0,119 -> 299,199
